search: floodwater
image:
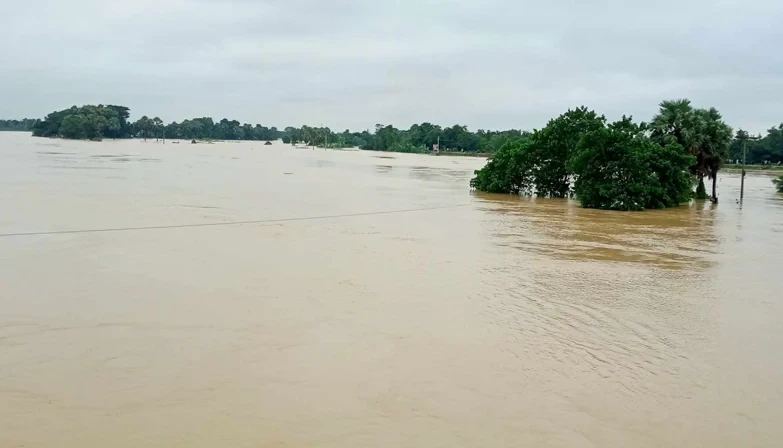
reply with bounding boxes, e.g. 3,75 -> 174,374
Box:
1,132 -> 782,447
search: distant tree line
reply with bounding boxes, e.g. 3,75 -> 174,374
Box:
471,99 -> 737,210
0,118 -> 38,131
21,104 -> 529,153
730,126 -> 783,165
13,103 -> 783,167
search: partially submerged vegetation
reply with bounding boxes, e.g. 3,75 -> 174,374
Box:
18,105 -> 527,153
774,176 -> 783,193
31,105 -> 132,140
0,119 -> 37,132
471,99 -> 734,211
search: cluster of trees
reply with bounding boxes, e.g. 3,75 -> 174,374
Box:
352,124 -> 526,153
20,104 -> 528,153
279,123 -> 526,153
0,118 -> 37,131
471,100 -> 734,211
32,105 -> 132,140
730,126 -> 783,165
158,118 -> 281,141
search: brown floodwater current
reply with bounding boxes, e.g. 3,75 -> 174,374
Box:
1,132 -> 782,447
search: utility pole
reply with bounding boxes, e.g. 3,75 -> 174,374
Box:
740,139 -> 746,201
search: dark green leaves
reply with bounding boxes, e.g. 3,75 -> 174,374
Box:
471,107 -> 605,199
32,105 -> 130,140
470,140 -> 534,194
0,118 -> 37,131
472,108 -> 694,211
529,107 -> 606,198
571,118 -> 693,211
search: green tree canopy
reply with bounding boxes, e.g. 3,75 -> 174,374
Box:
0,118 -> 38,131
729,125 -> 783,165
649,100 -> 732,201
472,105 -> 696,211
528,107 -> 606,198
570,117 -> 693,211
470,139 -> 535,194
32,105 -> 132,140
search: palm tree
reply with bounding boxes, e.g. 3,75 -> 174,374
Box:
649,99 -> 700,150
695,108 -> 732,202
649,99 -> 706,198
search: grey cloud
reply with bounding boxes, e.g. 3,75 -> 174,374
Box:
1,0 -> 781,133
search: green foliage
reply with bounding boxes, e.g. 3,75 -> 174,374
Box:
649,99 -> 701,152
529,107 -> 606,198
570,117 -> 693,210
730,125 -> 783,165
649,100 -> 732,200
24,105 -> 527,153
473,107 -> 695,211
774,176 -> 783,193
695,108 -> 732,199
471,140 -> 534,194
32,105 -> 132,140
59,114 -> 86,139
355,123 -> 527,154
471,107 -> 605,197
0,118 -> 37,131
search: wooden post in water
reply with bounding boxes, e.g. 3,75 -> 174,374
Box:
740,139 -> 746,201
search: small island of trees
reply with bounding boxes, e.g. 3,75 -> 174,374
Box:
469,100 -> 766,211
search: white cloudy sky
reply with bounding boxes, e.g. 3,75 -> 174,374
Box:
1,0 -> 781,132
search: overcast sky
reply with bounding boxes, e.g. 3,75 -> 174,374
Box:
1,0 -> 781,133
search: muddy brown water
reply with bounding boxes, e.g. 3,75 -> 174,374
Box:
1,132 -> 782,447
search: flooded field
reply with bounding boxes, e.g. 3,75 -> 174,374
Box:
1,132 -> 782,447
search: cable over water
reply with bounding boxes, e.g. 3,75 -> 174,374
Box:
0,203 -> 472,238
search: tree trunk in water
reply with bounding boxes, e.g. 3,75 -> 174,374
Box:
711,174 -> 718,203
696,176 -> 708,200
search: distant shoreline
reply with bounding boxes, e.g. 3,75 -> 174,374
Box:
722,165 -> 783,174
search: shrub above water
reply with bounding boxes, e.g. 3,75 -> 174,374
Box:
774,175 -> 783,193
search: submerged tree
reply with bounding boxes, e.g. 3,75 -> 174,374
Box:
649,99 -> 704,197
529,107 -> 606,198
471,107 -> 604,198
695,108 -> 732,202
774,176 -> 783,193
470,139 -> 535,194
32,105 -> 131,140
570,117 -> 693,211
472,107 -> 694,211
649,99 -> 731,201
